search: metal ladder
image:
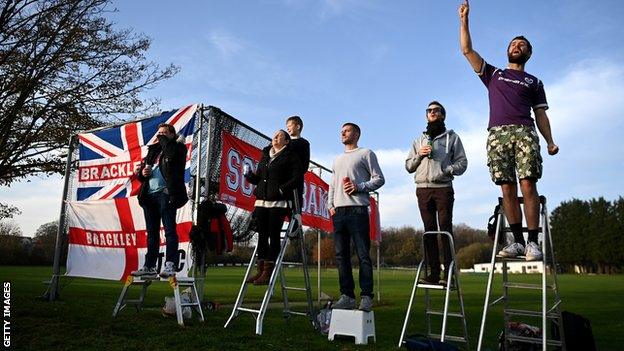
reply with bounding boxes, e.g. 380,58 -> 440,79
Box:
398,231 -> 470,349
224,193 -> 316,335
477,196 -> 565,350
112,275 -> 205,326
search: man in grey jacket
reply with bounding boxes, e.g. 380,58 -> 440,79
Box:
328,122 -> 385,312
406,101 -> 468,285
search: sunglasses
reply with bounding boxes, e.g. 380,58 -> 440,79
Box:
426,107 -> 442,114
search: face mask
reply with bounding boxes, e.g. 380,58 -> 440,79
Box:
426,119 -> 446,138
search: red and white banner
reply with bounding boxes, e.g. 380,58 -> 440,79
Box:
302,172 -> 332,232
66,196 -> 193,281
219,132 -> 262,211
219,132 -> 333,232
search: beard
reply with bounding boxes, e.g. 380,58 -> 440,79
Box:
426,119 -> 446,139
508,51 -> 530,65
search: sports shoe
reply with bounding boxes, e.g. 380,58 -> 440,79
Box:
159,261 -> 177,278
524,242 -> 543,261
131,266 -> 157,277
359,296 -> 373,312
498,242 -> 525,258
438,271 -> 455,288
418,274 -> 441,285
332,294 -> 356,310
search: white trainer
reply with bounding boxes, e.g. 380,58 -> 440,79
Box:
498,242 -> 525,258
159,261 -> 177,278
524,242 -> 543,261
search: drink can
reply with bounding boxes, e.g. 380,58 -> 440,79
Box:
343,177 -> 350,184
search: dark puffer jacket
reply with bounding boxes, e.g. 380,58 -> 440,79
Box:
137,137 -> 188,209
245,145 -> 302,202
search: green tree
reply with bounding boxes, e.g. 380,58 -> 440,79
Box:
456,242 -> 492,269
551,199 -> 592,272
0,220 -> 27,265
588,198 -> 619,273
0,0 -> 178,186
32,220 -> 62,265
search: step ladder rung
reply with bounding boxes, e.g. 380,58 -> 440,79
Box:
506,334 -> 562,346
428,333 -> 468,343
503,282 -> 553,290
122,299 -> 143,305
237,307 -> 261,314
283,286 -> 307,292
284,310 -> 308,317
499,226 -> 543,233
281,261 -> 303,266
504,308 -> 561,318
426,310 -> 464,318
416,283 -> 446,290
495,255 -> 545,263
180,302 -> 201,307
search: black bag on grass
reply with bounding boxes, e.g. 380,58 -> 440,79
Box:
551,311 -> 596,351
403,334 -> 459,351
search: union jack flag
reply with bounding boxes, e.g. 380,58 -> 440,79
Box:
76,104 -> 197,201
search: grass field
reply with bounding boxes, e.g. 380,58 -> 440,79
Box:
1,266 -> 622,350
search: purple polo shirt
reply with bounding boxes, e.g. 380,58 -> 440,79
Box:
479,61 -> 548,129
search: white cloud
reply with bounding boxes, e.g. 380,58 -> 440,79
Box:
547,59 -> 624,138
208,30 -> 244,59
2,176 -> 65,236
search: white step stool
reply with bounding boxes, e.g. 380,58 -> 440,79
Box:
328,309 -> 376,345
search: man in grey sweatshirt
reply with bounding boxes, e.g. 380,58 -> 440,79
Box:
406,101 -> 467,285
328,122 -> 385,312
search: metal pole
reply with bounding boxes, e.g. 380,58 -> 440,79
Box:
317,229 -> 321,307
45,134 -> 76,301
193,104 -> 203,222
317,168 -> 323,307
193,105 -> 205,301
377,244 -> 380,302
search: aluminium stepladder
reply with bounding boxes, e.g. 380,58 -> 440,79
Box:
224,191 -> 317,335
112,275 -> 205,326
477,196 -> 565,351
398,231 -> 470,349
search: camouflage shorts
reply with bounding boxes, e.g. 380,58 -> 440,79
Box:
486,125 -> 542,184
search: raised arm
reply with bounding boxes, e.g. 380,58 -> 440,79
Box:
534,108 -> 559,155
459,0 -> 484,73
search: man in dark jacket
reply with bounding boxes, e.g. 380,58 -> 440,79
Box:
132,123 -> 189,278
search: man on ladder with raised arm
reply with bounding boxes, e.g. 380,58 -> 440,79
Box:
459,1 -> 564,349
459,0 -> 559,261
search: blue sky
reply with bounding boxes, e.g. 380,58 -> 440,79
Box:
3,0 -> 624,236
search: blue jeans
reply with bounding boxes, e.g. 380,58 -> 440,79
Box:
332,206 -> 373,298
143,191 -> 179,268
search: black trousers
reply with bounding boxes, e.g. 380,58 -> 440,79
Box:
416,187 -> 455,274
255,206 -> 289,261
